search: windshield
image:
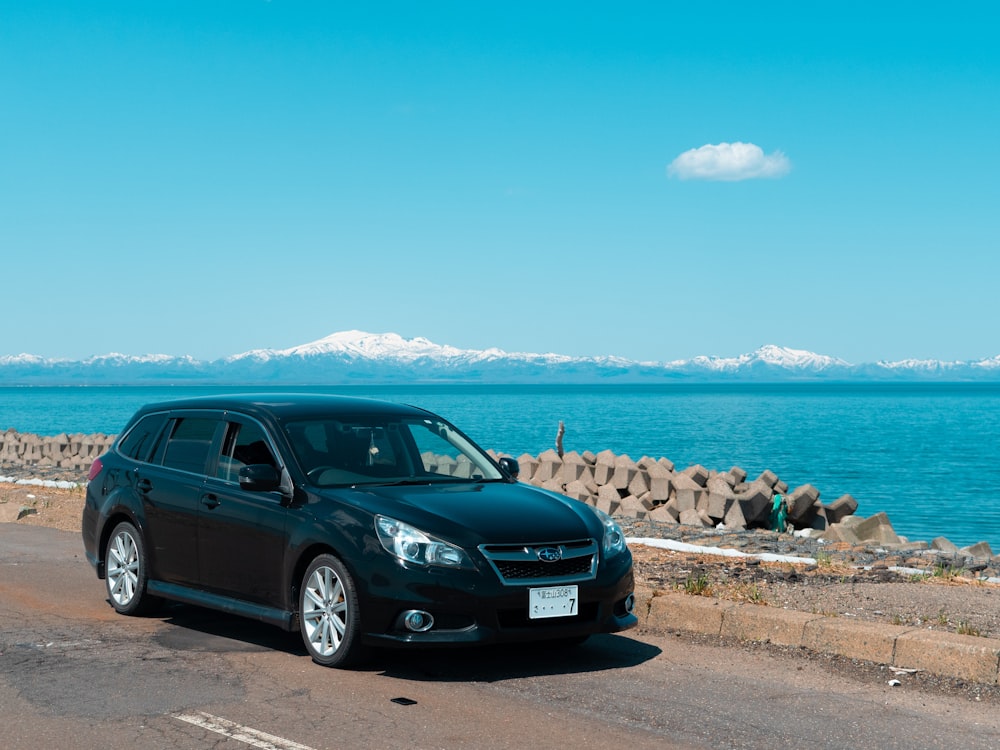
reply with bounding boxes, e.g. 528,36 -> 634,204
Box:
285,416 -> 505,487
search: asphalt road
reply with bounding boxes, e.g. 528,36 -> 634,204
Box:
3,525 -> 999,750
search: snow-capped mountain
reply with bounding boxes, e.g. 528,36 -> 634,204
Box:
229,330 -> 583,367
231,331 -> 462,362
677,345 -> 850,373
1,331 -> 998,385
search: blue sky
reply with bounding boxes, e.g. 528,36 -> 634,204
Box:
2,1 -> 997,363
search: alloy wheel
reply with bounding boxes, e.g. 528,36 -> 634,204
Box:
302,564 -> 348,657
107,527 -> 141,607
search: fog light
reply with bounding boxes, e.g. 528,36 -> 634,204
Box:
624,594 -> 635,614
402,610 -> 435,632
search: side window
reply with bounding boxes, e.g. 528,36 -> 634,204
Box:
160,417 -> 219,475
118,413 -> 168,463
217,421 -> 277,482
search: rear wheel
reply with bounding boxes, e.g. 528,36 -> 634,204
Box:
299,554 -> 366,668
105,521 -> 159,615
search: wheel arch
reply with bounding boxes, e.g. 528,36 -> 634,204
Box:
96,508 -> 144,579
288,543 -> 340,624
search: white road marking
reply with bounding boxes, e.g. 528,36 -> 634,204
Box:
173,711 -> 317,750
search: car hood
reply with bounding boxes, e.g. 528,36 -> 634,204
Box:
340,481 -> 600,546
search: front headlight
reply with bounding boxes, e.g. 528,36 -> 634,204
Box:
375,515 -> 472,569
594,508 -> 627,557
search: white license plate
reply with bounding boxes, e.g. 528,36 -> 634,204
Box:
528,585 -> 579,619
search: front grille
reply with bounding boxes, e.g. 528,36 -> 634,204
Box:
493,556 -> 593,580
479,539 -> 598,586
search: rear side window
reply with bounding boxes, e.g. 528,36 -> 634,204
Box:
160,417 -> 220,475
118,413 -> 168,462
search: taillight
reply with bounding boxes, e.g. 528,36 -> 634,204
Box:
87,457 -> 104,482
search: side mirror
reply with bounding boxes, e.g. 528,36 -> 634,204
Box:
238,464 -> 281,492
497,456 -> 520,479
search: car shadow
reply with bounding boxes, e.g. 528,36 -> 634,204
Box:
151,601 -> 307,655
149,602 -> 660,679
370,634 -> 662,682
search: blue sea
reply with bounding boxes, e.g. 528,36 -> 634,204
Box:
2,383 -> 999,550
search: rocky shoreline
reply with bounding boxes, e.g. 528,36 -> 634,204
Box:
2,428 -> 997,580
504,446 -> 999,581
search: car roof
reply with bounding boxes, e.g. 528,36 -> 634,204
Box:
136,393 -> 434,423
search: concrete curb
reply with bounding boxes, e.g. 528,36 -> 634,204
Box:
634,588 -> 1000,685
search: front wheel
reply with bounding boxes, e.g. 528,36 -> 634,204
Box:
105,521 -> 159,615
299,554 -> 366,668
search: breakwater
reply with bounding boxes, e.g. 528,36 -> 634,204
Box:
2,428 -> 994,569
1,429 -> 114,476
499,447 -> 995,566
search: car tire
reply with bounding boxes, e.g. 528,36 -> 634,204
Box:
299,553 -> 366,668
105,521 -> 159,615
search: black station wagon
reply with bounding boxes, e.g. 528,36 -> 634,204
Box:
82,394 -> 637,666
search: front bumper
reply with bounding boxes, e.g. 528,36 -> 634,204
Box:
358,551 -> 637,648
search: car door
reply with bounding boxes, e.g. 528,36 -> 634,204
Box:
197,415 -> 289,607
137,412 -> 224,587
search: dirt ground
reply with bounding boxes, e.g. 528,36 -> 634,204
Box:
0,481 -> 86,531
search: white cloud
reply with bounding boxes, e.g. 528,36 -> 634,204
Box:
667,141 -> 791,182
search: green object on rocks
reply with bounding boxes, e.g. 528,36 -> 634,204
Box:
769,493 -> 787,532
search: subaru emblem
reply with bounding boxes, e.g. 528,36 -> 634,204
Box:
537,547 -> 562,563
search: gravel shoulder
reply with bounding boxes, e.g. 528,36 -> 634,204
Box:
629,541 -> 1000,641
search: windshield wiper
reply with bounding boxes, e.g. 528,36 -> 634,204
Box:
371,476 -> 502,487
366,478 -> 435,487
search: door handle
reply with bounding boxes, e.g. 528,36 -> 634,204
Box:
137,478 -> 153,493
201,493 -> 221,509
